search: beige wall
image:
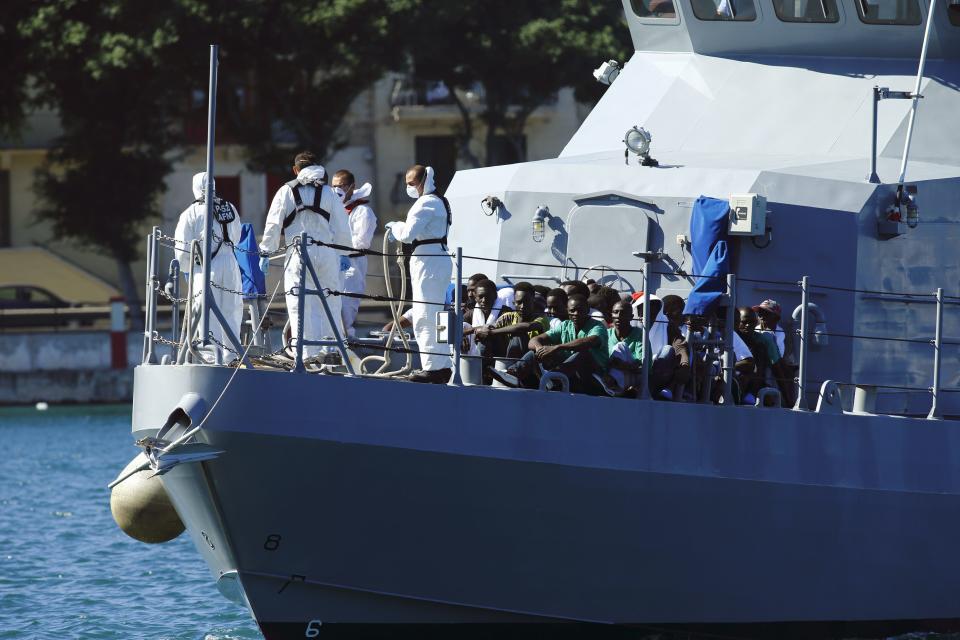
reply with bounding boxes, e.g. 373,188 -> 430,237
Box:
2,77 -> 588,296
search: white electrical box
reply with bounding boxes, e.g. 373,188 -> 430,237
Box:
436,311 -> 452,344
728,194 -> 767,236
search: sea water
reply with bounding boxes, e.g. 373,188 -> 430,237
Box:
0,404 -> 261,639
3,405 -> 960,640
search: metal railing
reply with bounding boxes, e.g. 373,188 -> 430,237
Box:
139,226 -> 959,420
290,232 -> 355,376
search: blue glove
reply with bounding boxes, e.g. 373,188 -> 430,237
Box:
259,256 -> 270,277
339,256 -> 351,272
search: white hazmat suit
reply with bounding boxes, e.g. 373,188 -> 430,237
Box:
174,172 -> 244,363
389,168 -> 452,372
260,165 -> 352,359
341,182 -> 377,336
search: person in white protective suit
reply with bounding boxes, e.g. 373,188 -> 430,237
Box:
331,169 -> 377,338
384,164 -> 453,383
259,151 -> 353,360
174,172 -> 244,364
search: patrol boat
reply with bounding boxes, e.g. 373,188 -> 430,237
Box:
113,0 -> 960,637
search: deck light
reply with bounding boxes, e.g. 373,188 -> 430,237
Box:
624,126 -> 658,167
593,60 -> 621,86
532,206 -> 551,242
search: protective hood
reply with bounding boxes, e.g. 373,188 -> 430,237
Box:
192,172 -> 209,201
297,165 -> 326,186
346,182 -> 373,205
631,293 -> 669,353
423,166 -> 437,195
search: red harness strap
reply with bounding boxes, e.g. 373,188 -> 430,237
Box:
344,198 -> 369,214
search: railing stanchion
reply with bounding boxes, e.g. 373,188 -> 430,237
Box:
449,247 -> 464,387
143,227 -> 159,364
142,231 -> 151,363
169,259 -> 180,363
293,234 -> 307,374
178,242 -> 198,365
794,275 -> 810,410
297,239 -> 355,376
722,274 -> 736,406
638,267 -> 651,400
928,287 -> 944,420
868,86 -> 881,184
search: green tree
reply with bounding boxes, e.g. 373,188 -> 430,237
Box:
20,2 -> 186,320
0,0 -> 35,138
16,0 -> 412,321
172,0 -> 415,174
407,0 -> 632,167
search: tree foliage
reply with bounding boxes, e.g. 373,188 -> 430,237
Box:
20,1 -> 187,310
15,0 -> 413,307
171,0 -> 415,174
7,0 -> 630,308
0,0 -> 36,138
406,0 -> 632,165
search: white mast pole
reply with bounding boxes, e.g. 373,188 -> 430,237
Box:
200,44 -> 219,347
897,0 -> 938,187
200,44 -> 220,346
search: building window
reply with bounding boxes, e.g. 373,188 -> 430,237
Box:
630,0 -> 679,18
855,0 -> 921,24
691,0 -> 757,20
414,136 -> 457,195
949,0 -> 960,25
213,176 -> 241,209
773,0 -> 839,21
0,171 -> 9,247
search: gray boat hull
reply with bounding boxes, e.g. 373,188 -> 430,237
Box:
132,364 -> 960,636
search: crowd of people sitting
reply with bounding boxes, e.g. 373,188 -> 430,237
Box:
384,273 -> 797,406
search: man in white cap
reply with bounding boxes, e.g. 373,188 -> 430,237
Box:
174,172 -> 244,364
259,151 -> 353,360
384,164 -> 452,383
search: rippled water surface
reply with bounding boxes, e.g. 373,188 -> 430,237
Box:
0,404 -> 261,639
4,404 -> 960,640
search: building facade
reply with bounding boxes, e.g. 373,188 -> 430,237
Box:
0,75 -> 589,302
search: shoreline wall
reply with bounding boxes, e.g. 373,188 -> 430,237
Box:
0,331 -> 145,405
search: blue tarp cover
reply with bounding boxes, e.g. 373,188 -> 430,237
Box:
234,223 -> 266,299
683,196 -> 731,316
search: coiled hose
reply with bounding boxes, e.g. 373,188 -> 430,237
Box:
359,233 -> 413,376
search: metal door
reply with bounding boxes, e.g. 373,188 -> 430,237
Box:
564,194 -> 655,292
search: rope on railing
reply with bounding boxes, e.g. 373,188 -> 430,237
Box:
152,228 -> 959,301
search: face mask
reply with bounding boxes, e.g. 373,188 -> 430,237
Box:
406,185 -> 421,200
332,186 -> 345,199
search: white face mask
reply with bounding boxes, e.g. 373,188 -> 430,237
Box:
406,185 -> 420,200
332,186 -> 345,199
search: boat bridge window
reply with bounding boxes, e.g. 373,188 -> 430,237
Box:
855,0 -> 921,24
950,0 -> 960,25
630,0 -> 678,19
691,0 -> 757,21
773,0 -> 840,22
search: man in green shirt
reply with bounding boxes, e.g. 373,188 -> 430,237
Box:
735,306 -> 794,406
605,300 -> 645,393
490,294 -> 608,395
